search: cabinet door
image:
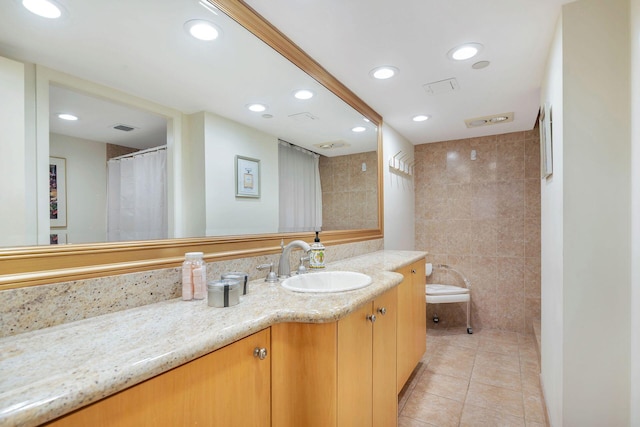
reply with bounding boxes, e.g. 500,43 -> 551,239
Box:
396,260 -> 427,393
46,329 -> 271,427
373,287 -> 398,427
337,302 -> 373,427
271,322 -> 337,427
410,261 -> 427,372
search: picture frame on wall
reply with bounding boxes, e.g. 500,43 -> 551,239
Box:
49,156 -> 67,228
540,104 -> 553,178
235,155 -> 260,198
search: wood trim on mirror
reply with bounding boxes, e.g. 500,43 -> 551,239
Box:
0,0 -> 384,291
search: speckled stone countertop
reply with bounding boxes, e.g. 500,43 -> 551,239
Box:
0,250 -> 425,427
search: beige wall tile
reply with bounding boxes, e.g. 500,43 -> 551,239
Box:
415,131 -> 540,334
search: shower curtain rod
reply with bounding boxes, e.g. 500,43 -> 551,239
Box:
109,145 -> 167,161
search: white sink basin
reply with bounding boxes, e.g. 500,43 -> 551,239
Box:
281,271 -> 372,293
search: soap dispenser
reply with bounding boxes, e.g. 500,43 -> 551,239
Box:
309,231 -> 325,269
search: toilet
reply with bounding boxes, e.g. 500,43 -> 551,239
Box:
425,264 -> 472,334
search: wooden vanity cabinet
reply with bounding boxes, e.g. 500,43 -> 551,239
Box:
46,328 -> 271,427
272,287 -> 398,427
396,260 -> 426,393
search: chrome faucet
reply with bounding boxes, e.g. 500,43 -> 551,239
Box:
278,240 -> 311,278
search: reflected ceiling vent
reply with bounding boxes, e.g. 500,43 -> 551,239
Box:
288,112 -> 319,122
112,124 -> 138,132
464,112 -> 514,128
314,141 -> 350,150
423,78 -> 459,95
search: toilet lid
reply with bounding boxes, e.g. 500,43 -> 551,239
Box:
426,284 -> 470,295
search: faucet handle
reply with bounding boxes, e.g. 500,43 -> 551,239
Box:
297,256 -> 310,275
256,263 -> 278,283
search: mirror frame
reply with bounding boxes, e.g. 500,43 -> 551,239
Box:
0,0 -> 384,290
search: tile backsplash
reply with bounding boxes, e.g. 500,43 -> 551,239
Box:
0,238 -> 383,338
415,130 -> 541,334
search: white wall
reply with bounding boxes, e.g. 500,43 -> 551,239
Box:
0,56 -> 28,246
203,112 -> 279,235
540,15 -> 564,427
631,0 -> 640,424
50,133 -> 107,244
382,123 -> 415,250
541,1 -> 632,425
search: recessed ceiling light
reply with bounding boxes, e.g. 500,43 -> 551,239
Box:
412,115 -> 430,122
352,126 -> 366,133
468,119 -> 487,127
57,113 -> 78,121
448,43 -> 483,61
22,0 -> 63,19
247,103 -> 267,112
184,19 -> 221,41
293,89 -> 314,100
489,116 -> 509,123
369,66 -> 398,80
464,112 -> 514,128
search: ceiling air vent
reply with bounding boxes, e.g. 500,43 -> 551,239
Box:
423,78 -> 459,95
313,140 -> 349,150
464,112 -> 514,128
288,112 -> 319,122
112,124 -> 136,132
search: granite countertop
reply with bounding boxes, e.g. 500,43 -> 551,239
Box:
0,250 -> 425,427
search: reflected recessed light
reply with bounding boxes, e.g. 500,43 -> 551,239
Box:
293,89 -> 314,100
57,113 -> 78,121
363,117 -> 370,123
198,0 -> 219,15
262,113 -> 273,119
448,43 -> 483,61
247,103 -> 267,112
184,19 -> 221,41
22,0 -> 63,18
352,126 -> 366,133
369,66 -> 398,80
412,115 -> 430,122
469,119 -> 487,127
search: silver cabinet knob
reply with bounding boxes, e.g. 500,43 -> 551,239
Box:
253,347 -> 268,360
367,314 -> 377,323
377,307 -> 387,316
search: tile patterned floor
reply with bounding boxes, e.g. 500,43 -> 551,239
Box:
398,328 -> 548,427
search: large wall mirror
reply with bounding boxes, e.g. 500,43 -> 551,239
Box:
0,0 -> 382,288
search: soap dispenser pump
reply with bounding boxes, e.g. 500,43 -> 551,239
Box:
309,231 -> 325,269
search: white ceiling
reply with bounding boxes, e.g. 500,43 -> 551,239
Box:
245,0 -> 573,144
0,0 -> 573,150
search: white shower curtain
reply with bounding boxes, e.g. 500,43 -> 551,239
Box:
278,142 -> 322,232
107,149 -> 167,241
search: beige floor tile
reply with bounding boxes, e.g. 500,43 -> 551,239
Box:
465,381 -> 525,418
399,363 -> 428,412
413,371 -> 470,402
523,389 -> 546,423
441,331 -> 480,349
474,350 -> 521,373
402,392 -> 463,427
427,348 -> 476,379
460,403 -> 526,427
471,364 -> 522,391
475,329 -> 520,345
525,421 -> 546,427
398,415 -> 438,427
478,338 -> 520,356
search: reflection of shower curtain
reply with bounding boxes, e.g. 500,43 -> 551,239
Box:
107,149 -> 167,241
278,141 -> 322,232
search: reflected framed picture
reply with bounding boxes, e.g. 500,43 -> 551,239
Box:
50,231 -> 67,245
49,157 -> 67,228
540,104 -> 553,178
235,155 -> 260,198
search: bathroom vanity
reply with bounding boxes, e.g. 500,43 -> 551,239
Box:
0,251 -> 426,427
